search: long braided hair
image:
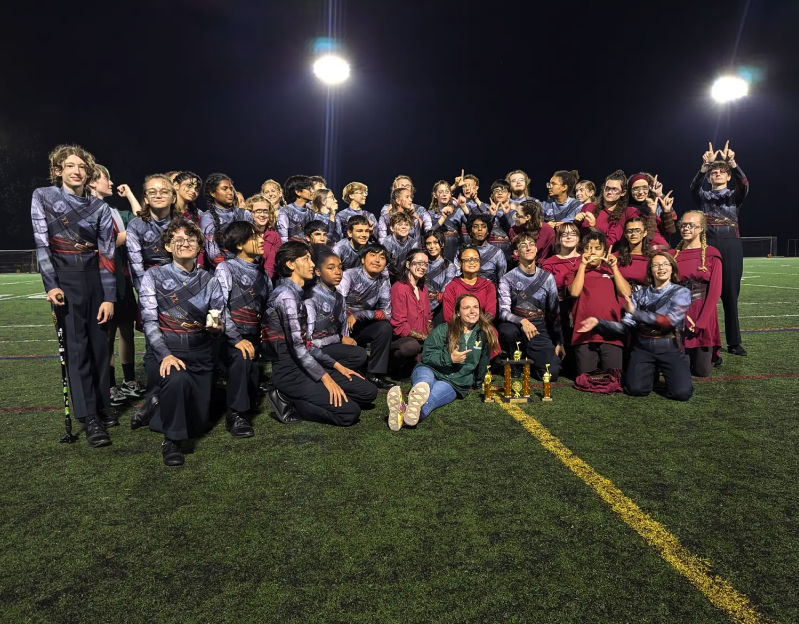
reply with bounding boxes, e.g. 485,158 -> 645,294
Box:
204,173 -> 234,234
674,210 -> 708,271
139,173 -> 178,223
592,169 -> 629,225
616,217 -> 652,267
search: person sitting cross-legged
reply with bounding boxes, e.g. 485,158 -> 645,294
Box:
386,294 -> 500,431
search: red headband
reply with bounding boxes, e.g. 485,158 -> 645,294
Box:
629,174 -> 648,185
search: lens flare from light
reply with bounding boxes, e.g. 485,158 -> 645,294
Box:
711,76 -> 749,103
313,55 -> 350,85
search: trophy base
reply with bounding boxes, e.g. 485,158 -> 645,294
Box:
542,397 -> 553,403
501,396 -> 531,404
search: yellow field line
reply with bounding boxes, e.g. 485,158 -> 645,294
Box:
500,402 -> 776,624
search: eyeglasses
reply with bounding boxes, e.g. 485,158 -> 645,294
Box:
251,210 -> 270,216
625,228 -> 644,235
679,224 -> 700,230
604,188 -> 623,196
354,190 -> 368,196
651,262 -> 671,269
410,261 -> 429,267
630,186 -> 650,194
461,257 -> 480,264
509,177 -> 525,184
517,244 -> 536,251
546,182 -> 562,189
172,237 -> 199,247
146,189 -> 174,198
561,232 -> 579,238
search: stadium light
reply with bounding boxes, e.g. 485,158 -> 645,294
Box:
313,55 -> 350,85
711,76 -> 748,103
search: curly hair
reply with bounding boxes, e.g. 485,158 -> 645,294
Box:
515,199 -> 544,235
674,210 -> 709,272
591,169 -> 629,225
139,174 -> 178,223
244,193 -> 278,230
204,173 -> 234,234
173,171 -> 203,218
48,144 -> 97,187
161,216 -> 205,252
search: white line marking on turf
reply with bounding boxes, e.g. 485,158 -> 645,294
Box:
0,339 -> 57,343
740,276 -> 760,280
741,284 -> 799,290
737,302 -> 793,305
739,314 -> 799,319
0,324 -> 50,328
0,280 -> 39,286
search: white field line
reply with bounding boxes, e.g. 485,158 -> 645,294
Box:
741,284 -> 799,290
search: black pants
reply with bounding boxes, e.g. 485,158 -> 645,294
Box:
498,322 -> 561,381
707,235 -> 743,347
271,344 -> 377,426
432,307 -> 445,328
391,336 -> 423,379
625,338 -> 693,401
145,343 -> 213,441
686,347 -> 714,378
56,270 -> 111,418
226,333 -> 261,413
352,319 -> 392,374
574,342 -> 623,375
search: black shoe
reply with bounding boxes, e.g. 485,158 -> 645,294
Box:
727,345 -> 748,356
265,387 -> 301,424
131,396 -> 158,430
714,357 -> 723,368
161,440 -> 184,466
226,412 -> 255,438
84,417 -> 111,448
258,381 -> 271,394
99,407 -> 120,428
365,374 -> 394,390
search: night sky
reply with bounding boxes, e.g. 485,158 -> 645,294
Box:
2,0 -> 797,248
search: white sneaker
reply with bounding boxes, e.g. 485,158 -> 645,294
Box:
110,386 -> 127,406
403,382 -> 430,427
387,386 -> 404,431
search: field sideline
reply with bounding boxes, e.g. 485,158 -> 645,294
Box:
0,258 -> 797,623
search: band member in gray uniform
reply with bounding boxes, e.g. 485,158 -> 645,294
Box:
333,214 -> 372,270
216,222 -> 273,438
262,242 -> 377,426
31,144 -> 117,447
136,217 -> 225,466
498,234 -> 565,380
337,243 -> 395,389
200,173 -> 254,269
423,230 -> 459,326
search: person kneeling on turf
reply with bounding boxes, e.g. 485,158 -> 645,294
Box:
262,241 -> 377,426
387,294 -> 499,431
577,253 -> 694,401
136,217 -> 225,466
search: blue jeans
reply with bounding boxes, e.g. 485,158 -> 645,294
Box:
410,366 -> 458,419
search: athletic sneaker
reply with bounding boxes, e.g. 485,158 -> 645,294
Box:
403,382 -> 430,427
119,380 -> 145,399
387,386 -> 405,431
110,386 -> 127,407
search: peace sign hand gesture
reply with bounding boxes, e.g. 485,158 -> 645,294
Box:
721,140 -> 737,167
488,198 -> 499,216
659,190 -> 674,213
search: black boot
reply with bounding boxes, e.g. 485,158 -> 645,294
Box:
84,416 -> 111,448
131,396 -> 158,430
226,411 -> 255,438
265,386 -> 301,424
99,407 -> 120,428
727,345 -> 747,356
364,373 -> 394,390
161,439 -> 184,466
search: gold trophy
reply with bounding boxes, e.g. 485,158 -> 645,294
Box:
483,365 -> 493,402
542,364 -> 553,402
513,341 -> 522,361
511,380 -> 522,398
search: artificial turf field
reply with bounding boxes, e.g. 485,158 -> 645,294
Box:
0,258 -> 797,624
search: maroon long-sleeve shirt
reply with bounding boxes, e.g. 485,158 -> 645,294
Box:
390,280 -> 431,337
